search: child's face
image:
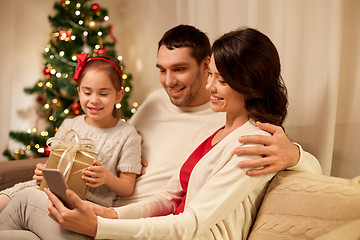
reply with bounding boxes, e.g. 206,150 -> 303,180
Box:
77,69 -> 124,127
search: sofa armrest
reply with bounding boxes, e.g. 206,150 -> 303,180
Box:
248,171 -> 360,240
0,158 -> 47,191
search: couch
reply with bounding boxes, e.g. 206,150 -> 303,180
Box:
0,158 -> 359,239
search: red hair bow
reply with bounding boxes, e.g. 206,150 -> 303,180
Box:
73,53 -> 89,83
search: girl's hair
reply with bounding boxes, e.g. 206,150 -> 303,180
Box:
77,56 -> 122,92
212,27 -> 288,126
77,56 -> 122,117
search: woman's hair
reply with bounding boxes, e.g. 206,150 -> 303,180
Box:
77,56 -> 122,92
212,27 -> 288,126
77,56 -> 122,117
158,24 -> 211,65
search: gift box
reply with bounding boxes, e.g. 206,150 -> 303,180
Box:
40,130 -> 97,199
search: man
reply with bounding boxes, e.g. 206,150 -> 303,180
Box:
0,25 -> 321,239
113,24 -> 321,207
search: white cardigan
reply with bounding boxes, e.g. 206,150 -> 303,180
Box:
96,121 -> 276,239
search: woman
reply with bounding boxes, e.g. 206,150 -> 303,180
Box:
45,27 -> 288,239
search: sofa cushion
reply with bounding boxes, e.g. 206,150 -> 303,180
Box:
0,158 -> 47,191
248,171 -> 360,240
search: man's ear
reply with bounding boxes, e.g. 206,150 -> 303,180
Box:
202,56 -> 211,72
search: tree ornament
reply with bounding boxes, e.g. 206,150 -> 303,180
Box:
36,94 -> 47,105
91,4 -> 100,13
59,30 -> 72,41
43,66 -> 52,78
72,101 -> 80,115
97,47 -> 107,56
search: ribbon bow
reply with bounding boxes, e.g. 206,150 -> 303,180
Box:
73,53 -> 89,83
46,130 -> 96,181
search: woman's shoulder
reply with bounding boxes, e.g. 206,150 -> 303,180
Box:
237,121 -> 271,137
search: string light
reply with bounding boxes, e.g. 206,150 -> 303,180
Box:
104,16 -> 109,21
89,21 -> 96,28
79,20 -> 84,25
59,51 -> 65,57
97,31 -> 103,36
124,87 -> 130,92
75,10 -> 81,16
122,74 -> 128,80
116,103 -> 121,109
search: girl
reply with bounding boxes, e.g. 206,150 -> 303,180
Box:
0,53 -> 142,210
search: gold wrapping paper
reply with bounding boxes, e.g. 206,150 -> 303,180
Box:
39,130 -> 97,199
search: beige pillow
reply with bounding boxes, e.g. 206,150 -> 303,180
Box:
248,171 -> 360,240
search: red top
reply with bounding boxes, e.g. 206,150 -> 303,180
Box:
175,129 -> 221,214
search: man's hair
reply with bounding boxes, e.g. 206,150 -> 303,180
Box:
158,24 -> 211,64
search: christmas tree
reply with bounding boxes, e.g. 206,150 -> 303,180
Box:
3,0 -> 137,160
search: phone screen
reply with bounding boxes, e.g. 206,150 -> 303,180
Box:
42,168 -> 75,209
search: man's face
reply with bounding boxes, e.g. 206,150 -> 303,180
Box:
156,45 -> 209,107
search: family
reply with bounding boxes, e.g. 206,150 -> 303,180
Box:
0,25 -> 321,239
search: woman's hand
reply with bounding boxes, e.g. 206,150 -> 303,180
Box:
33,163 -> 46,185
234,121 -> 300,176
82,160 -> 111,188
44,188 -> 98,237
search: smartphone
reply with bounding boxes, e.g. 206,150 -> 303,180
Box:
42,168 -> 75,209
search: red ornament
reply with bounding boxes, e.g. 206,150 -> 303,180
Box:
97,47 -> 107,56
59,30 -> 71,41
91,4 -> 100,13
44,146 -> 51,156
72,102 -> 80,115
43,66 -> 52,78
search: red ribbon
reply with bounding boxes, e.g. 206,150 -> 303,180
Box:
73,53 -> 89,83
72,53 -> 123,86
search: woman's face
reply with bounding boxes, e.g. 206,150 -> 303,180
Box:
206,55 -> 246,116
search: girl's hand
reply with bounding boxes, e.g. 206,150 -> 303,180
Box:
33,162 -> 46,185
81,160 -> 111,188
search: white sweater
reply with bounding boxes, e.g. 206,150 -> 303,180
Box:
113,89 -> 321,207
97,121 -> 274,239
98,89 -> 322,239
